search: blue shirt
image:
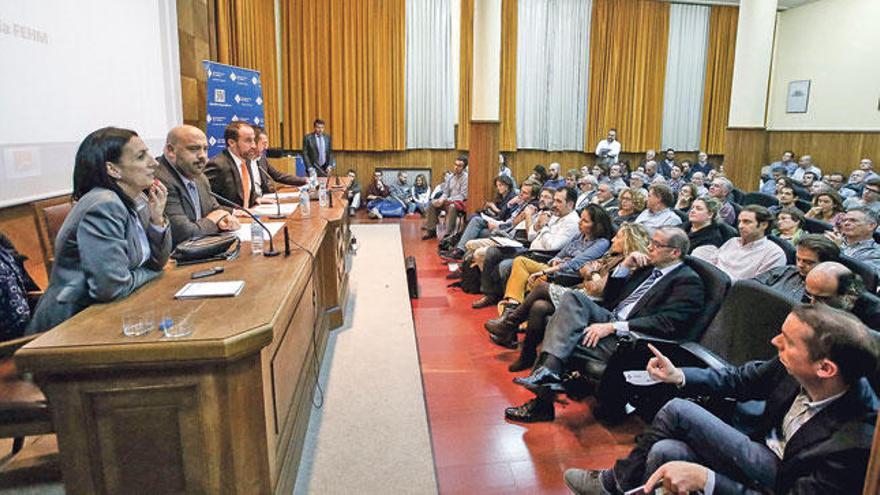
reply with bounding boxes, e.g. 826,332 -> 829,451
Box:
551,236 -> 610,275
543,177 -> 566,190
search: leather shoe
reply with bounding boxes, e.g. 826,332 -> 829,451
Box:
489,331 -> 518,349
471,295 -> 498,309
422,230 -> 437,240
563,468 -> 612,495
513,366 -> 563,392
445,271 -> 462,280
504,398 -> 554,423
508,352 -> 536,372
440,248 -> 464,262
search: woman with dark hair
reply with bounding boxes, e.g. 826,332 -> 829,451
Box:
407,173 -> 430,215
675,183 -> 698,212
27,127 -> 172,334
493,204 -> 613,311
686,196 -> 725,252
773,207 -> 806,245
482,175 -> 517,220
806,190 -> 845,227
530,165 -> 549,185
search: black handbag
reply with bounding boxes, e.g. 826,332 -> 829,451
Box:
171,232 -> 240,265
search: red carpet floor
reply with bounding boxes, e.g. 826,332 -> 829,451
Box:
356,214 -> 641,494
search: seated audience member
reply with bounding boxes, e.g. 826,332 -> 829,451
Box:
498,152 -> 516,188
753,234 -> 840,301
252,126 -> 308,189
690,151 -> 713,176
806,190 -> 845,227
431,171 -> 451,199
575,175 -> 599,211
790,154 -> 822,183
155,125 -> 240,247
666,164 -> 685,193
423,156 -> 468,239
590,182 -> 618,212
770,149 -> 798,176
449,181 -> 540,262
824,172 -> 856,199
27,127 -> 172,334
344,169 -> 362,216
530,164 -> 549,185
388,171 -> 412,211
674,183 -> 698,212
480,175 -> 517,220
406,173 -> 429,216
658,148 -> 677,178
685,197 -> 725,252
860,157 -> 878,178
564,170 -> 580,189
843,176 -> 880,214
365,170 -> 390,218
801,171 -> 820,191
760,163 -> 788,195
609,188 -> 644,228
486,223 -> 650,365
643,161 -> 660,182
627,172 -> 649,201
472,187 -> 580,309
634,184 -> 681,233
708,176 -> 737,225
504,227 -> 705,423
679,160 -> 692,180
809,178 -> 832,198
543,162 -> 566,190
772,207 -> 806,246
845,169 -> 867,196
637,149 -> 656,170
689,172 -> 708,196
607,163 -> 627,193
826,207 -> 880,275
693,205 -> 786,282
205,121 -> 261,210
805,261 -> 880,328
591,163 -> 609,184
498,205 -> 613,309
769,184 -> 799,215
0,232 -> 38,340
564,304 -> 879,495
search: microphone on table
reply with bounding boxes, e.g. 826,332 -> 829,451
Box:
209,191 -> 280,257
256,163 -> 286,220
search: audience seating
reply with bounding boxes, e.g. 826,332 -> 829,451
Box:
32,196 -> 74,275
717,222 -> 738,242
794,198 -> 812,213
840,254 -> 879,293
767,234 -> 796,264
741,192 -> 778,208
802,217 -> 833,234
729,202 -> 742,223
672,209 -> 688,224
730,188 -> 745,205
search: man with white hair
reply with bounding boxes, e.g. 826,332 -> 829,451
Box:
575,175 -> 599,211
708,176 -> 737,225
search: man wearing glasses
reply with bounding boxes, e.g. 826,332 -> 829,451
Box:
826,207 -> 880,275
843,176 -> 880,214
804,261 -> 880,329
504,227 -> 705,423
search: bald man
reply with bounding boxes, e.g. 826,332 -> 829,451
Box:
155,125 -> 240,247
805,261 -> 880,329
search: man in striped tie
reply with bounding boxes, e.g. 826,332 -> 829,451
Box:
506,226 -> 706,423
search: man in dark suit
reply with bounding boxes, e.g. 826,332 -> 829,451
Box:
658,148 -> 677,178
564,304 -> 878,495
155,125 -> 240,247
301,118 -> 333,176
205,121 -> 259,210
505,226 -> 705,422
253,126 -> 307,191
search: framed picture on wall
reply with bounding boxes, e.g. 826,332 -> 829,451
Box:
786,80 -> 810,113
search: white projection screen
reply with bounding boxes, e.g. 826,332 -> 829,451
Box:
0,0 -> 182,207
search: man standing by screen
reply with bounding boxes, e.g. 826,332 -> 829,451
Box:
302,119 -> 333,176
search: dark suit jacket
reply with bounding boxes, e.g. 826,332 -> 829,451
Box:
683,358 -> 878,494
204,149 -> 259,208
255,156 -> 306,192
301,132 -> 333,176
155,155 -> 227,247
601,263 -> 705,339
658,159 -> 676,178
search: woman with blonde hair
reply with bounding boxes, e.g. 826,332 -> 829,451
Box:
485,222 -> 650,372
609,188 -> 645,228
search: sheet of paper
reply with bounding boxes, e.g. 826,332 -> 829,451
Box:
252,202 -> 298,216
234,222 -> 286,242
623,370 -> 662,387
490,236 -> 523,248
447,263 -> 459,272
273,191 -> 301,200
175,280 -> 245,299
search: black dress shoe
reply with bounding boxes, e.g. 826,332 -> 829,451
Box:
504,398 -> 554,423
440,248 -> 464,262
508,352 -> 537,372
422,230 -> 437,240
471,295 -> 499,309
513,366 -> 564,392
489,331 -> 518,349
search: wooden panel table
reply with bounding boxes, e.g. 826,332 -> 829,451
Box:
15,183 -> 351,495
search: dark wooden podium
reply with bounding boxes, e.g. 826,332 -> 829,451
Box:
15,185 -> 351,494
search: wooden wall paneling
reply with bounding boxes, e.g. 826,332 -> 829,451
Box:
765,131 -> 880,175
724,128 -> 768,191
177,0 -> 212,129
469,121 -> 501,214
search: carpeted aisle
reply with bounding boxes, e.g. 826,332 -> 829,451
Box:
294,224 -> 438,494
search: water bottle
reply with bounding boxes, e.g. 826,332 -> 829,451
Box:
309,167 -> 318,188
251,221 -> 264,255
318,181 -> 328,207
300,187 -> 311,217
436,214 -> 446,238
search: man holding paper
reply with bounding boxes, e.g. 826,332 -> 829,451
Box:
563,305 -> 878,495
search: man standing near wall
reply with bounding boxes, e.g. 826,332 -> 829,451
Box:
302,118 -> 333,176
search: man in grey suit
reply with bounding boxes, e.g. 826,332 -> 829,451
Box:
301,118 -> 333,176
253,126 -> 307,191
156,125 -> 240,247
205,121 -> 260,209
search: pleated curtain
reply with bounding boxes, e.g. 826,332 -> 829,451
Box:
405,0 -> 455,149
515,0 -> 592,151
661,4 -> 710,151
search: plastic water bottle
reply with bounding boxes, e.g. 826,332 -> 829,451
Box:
300,187 -> 311,217
251,221 -> 264,255
309,167 -> 319,188
436,214 -> 446,238
318,181 -> 328,207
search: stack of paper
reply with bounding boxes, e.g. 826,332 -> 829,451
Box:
175,281 -> 245,299
252,203 -> 298,216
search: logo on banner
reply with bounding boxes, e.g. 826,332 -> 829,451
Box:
207,67 -> 213,78
214,89 -> 226,103
234,94 -> 241,104
206,114 -> 212,123
232,115 -> 239,122
251,76 -> 258,85
254,117 -> 261,125
256,96 -> 263,105
230,72 -> 237,81
208,136 -> 217,146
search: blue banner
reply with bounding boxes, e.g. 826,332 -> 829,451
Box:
203,61 -> 265,158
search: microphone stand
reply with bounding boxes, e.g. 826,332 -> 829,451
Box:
256,161 -> 286,220
209,191 -> 280,257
